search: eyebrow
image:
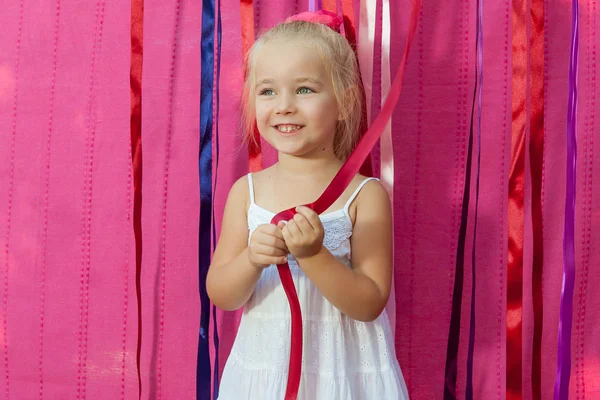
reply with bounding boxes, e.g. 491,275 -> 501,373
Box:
255,77 -> 324,87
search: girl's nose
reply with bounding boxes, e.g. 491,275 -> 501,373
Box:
276,93 -> 296,114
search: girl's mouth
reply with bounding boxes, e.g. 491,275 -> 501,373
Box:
275,124 -> 303,135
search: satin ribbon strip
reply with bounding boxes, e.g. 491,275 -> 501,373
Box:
529,0 -> 545,397
379,0 -> 395,334
198,0 -> 216,397
443,40 -> 477,400
211,1 -> 223,398
273,1 -> 422,398
358,0 -> 376,125
507,0 -> 527,398
130,0 -> 143,397
465,0 -> 483,397
553,1 -> 578,398
322,0 -> 336,12
241,0 -> 262,172
342,0 -> 373,177
370,0 -> 382,178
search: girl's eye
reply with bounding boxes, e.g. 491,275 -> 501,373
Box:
297,87 -> 314,95
259,89 -> 275,96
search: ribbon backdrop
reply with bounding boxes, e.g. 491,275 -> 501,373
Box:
0,0 -> 599,399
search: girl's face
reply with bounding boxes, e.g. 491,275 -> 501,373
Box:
253,38 -> 340,158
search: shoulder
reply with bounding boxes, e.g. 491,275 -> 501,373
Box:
348,175 -> 391,222
226,174 -> 250,212
354,175 -> 389,203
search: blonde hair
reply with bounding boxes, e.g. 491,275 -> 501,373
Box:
242,20 -> 363,160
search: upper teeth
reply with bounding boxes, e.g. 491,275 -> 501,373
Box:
277,125 -> 300,133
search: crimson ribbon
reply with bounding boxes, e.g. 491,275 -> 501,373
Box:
130,0 -> 143,397
507,0 -> 527,398
272,1 -> 422,398
554,0 -> 578,398
530,0 -> 545,397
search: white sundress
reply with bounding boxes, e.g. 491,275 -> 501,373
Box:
217,174 -> 409,400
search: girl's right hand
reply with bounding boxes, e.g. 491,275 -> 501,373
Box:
248,224 -> 289,269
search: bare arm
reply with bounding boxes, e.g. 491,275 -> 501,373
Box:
286,181 -> 393,321
207,177 -> 288,311
206,178 -> 259,310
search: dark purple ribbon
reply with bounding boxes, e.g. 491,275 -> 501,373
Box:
198,0 -> 217,396
465,0 -> 483,396
553,0 -> 578,399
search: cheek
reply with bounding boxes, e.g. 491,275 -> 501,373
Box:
254,103 -> 269,123
310,101 -> 339,127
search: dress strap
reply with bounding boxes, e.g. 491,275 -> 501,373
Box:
247,173 -> 256,204
343,177 -> 379,212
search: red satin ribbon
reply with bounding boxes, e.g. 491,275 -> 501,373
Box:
130,0 -> 144,397
272,1 -> 422,398
241,0 -> 263,172
529,0 -> 545,397
508,0 -> 526,398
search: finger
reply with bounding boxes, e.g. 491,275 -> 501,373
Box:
255,254 -> 289,266
252,243 -> 288,258
286,219 -> 302,238
293,213 -> 313,235
296,206 -> 321,231
282,223 -> 294,242
257,234 -> 288,252
260,223 -> 283,236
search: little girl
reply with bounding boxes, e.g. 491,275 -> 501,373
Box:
207,11 -> 409,399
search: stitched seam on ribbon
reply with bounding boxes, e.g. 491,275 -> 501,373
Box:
539,1 -> 548,398
254,0 -> 260,36
582,2 -> 595,396
408,8 -> 423,387
38,2 -> 61,398
77,3 -> 105,398
576,3 -> 595,397
449,0 -> 468,325
497,1 -> 510,398
3,2 -> 24,398
157,3 -> 182,399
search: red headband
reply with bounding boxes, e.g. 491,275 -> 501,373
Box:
285,10 -> 343,33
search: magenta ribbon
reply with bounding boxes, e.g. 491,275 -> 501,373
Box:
553,1 -> 578,399
554,0 -> 579,398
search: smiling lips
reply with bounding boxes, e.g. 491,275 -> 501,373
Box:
275,124 -> 303,135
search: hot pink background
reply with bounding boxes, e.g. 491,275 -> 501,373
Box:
0,0 -> 598,399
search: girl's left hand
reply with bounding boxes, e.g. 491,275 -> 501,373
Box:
278,206 -> 324,260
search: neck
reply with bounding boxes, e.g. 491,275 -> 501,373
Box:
276,150 -> 342,181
